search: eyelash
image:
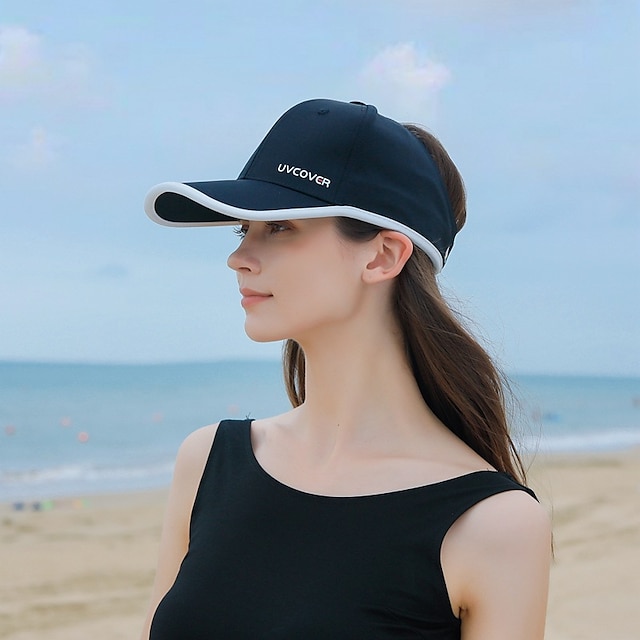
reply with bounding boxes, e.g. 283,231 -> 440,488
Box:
233,222 -> 290,238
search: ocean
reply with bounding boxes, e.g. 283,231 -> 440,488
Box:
1,361 -> 639,502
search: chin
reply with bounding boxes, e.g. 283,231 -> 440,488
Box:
244,323 -> 287,344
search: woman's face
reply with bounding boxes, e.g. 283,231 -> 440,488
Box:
227,218 -> 372,345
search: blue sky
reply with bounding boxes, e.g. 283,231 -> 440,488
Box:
1,0 -> 638,375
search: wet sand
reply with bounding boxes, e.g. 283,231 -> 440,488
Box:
1,449 -> 639,639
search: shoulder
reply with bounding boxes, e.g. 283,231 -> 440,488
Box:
168,423 -> 220,499
175,422 -> 220,469
444,486 -> 551,572
449,487 -> 550,557
173,419 -> 250,487
443,487 -> 551,637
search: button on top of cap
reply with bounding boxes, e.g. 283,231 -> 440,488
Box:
317,109 -> 330,115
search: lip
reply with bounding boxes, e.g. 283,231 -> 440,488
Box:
239,288 -> 272,308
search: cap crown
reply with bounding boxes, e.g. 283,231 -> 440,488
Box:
240,99 -> 456,263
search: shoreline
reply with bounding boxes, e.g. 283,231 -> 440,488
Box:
2,449 -> 639,639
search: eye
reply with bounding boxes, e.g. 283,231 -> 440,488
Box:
266,221 -> 291,234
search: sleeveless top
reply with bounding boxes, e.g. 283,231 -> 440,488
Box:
150,419 -> 536,640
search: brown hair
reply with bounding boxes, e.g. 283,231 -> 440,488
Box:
283,124 -> 527,484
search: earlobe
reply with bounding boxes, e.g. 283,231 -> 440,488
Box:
363,232 -> 413,283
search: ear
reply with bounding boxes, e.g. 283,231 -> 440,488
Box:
362,231 -> 413,284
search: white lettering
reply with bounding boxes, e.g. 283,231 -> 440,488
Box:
276,163 -> 331,188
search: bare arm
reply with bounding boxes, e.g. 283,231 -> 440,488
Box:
442,490 -> 552,640
140,423 -> 218,640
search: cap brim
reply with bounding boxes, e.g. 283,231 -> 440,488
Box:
144,180 -> 335,227
144,180 -> 444,272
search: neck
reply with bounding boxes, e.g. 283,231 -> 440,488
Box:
290,315 -> 436,450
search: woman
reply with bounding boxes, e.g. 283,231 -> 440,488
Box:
142,99 -> 551,639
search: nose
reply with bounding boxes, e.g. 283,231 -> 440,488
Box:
227,237 -> 261,273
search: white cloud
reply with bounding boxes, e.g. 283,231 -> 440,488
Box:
0,25 -> 101,105
358,43 -> 451,122
0,25 -> 43,88
11,126 -> 61,169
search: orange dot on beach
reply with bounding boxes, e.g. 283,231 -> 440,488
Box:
4,425 -> 16,436
77,431 -> 90,443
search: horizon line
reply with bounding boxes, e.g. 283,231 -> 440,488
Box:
0,358 -> 638,380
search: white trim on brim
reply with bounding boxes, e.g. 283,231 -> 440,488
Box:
145,182 -> 444,273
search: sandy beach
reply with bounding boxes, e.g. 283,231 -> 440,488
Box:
1,450 -> 639,640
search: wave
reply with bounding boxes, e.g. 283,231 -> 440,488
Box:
519,428 -> 640,455
0,459 -> 175,502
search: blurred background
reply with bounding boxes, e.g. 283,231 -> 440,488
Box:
1,5 -> 639,639
1,0 -> 638,375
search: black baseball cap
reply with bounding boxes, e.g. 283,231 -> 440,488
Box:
144,98 -> 457,272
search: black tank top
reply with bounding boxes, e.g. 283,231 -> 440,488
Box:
150,419 -> 536,640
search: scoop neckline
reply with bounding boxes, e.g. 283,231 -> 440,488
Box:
241,418 -> 504,501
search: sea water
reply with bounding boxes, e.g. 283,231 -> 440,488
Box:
1,361 -> 638,502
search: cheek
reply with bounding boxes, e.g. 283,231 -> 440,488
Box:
285,258 -> 363,319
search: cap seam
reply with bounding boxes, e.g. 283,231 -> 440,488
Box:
333,103 -> 371,203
